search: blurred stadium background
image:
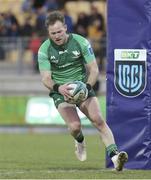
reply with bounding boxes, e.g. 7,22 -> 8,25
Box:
0,0 -> 107,126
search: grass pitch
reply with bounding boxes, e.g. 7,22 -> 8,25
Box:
0,96 -> 106,125
0,133 -> 151,179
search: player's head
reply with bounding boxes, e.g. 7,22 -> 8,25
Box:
45,11 -> 68,46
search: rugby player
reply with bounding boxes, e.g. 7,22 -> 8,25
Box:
38,11 -> 128,171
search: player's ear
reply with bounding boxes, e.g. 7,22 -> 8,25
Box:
64,24 -> 67,31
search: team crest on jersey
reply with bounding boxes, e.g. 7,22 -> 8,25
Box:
114,49 -> 147,97
72,50 -> 80,58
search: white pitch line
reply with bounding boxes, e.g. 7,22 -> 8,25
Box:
0,168 -> 110,175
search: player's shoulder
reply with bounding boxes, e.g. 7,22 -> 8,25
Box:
72,33 -> 87,41
39,39 -> 50,51
71,33 -> 90,46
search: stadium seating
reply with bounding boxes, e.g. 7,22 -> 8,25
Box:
0,0 -> 29,25
65,1 -> 106,23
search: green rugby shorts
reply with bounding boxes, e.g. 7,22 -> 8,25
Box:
49,88 -> 96,108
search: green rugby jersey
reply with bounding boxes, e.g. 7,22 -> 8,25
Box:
38,33 -> 96,84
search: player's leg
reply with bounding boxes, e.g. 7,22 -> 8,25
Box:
79,96 -> 115,147
58,102 -> 82,139
57,102 -> 86,161
79,96 -> 128,170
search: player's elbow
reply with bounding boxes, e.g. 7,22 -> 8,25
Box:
42,76 -> 49,85
91,62 -> 99,77
95,67 -> 99,77
92,66 -> 99,78
41,74 -> 50,88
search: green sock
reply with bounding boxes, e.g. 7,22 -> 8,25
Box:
75,131 -> 84,143
106,144 -> 118,158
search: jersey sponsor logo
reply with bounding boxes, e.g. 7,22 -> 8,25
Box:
114,49 -> 147,97
58,63 -> 73,68
72,50 -> 80,58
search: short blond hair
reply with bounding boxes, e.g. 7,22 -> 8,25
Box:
45,11 -> 65,27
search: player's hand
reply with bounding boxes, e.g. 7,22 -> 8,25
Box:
63,95 -> 74,103
58,83 -> 73,99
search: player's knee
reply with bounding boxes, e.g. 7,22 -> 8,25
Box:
91,114 -> 105,129
69,121 -> 81,134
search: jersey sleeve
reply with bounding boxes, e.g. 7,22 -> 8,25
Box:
38,40 -> 51,71
74,34 -> 96,64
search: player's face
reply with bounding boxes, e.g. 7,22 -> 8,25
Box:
48,21 -> 68,45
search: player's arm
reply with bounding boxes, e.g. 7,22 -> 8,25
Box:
38,42 -> 56,91
40,70 -> 72,97
40,70 -> 72,98
85,60 -> 99,87
76,35 -> 99,88
40,70 -> 55,91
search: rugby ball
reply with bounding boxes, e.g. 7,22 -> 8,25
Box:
65,81 -> 88,104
